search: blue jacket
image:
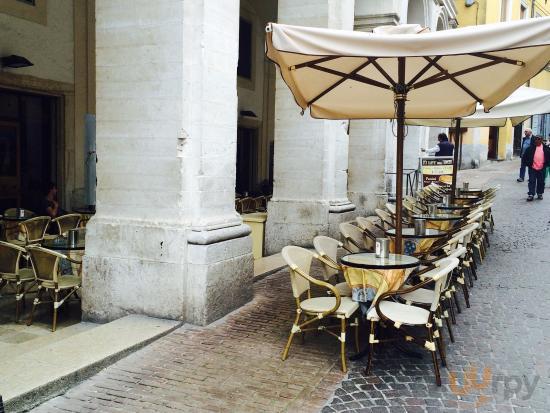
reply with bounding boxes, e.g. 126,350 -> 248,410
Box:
521,136 -> 532,157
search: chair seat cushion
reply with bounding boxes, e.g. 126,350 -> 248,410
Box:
1,268 -> 35,282
40,275 -> 81,290
367,300 -> 430,325
300,296 -> 359,318
335,282 -> 352,297
8,239 -> 26,247
400,288 -> 434,305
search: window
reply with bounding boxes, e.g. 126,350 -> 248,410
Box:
520,4 -> 527,19
237,18 -> 253,80
17,0 -> 36,5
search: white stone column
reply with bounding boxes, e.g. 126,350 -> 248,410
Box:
265,0 -> 356,254
84,0 -> 252,325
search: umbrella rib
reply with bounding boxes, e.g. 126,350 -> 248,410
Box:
370,60 -> 397,87
309,64 -> 391,90
292,56 -> 341,70
423,57 -> 482,103
469,52 -> 524,66
407,56 -> 442,86
413,60 -> 502,89
307,58 -> 375,106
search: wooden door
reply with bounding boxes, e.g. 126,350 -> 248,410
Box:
488,126 -> 499,160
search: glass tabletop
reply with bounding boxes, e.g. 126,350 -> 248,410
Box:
459,188 -> 482,193
454,195 -> 480,200
341,253 -> 419,270
436,203 -> 471,210
385,228 -> 447,239
42,237 -> 86,251
412,213 -> 462,221
2,212 -> 35,221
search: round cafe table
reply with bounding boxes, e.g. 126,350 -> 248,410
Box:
385,228 -> 447,255
42,236 -> 85,251
2,211 -> 35,222
436,203 -> 471,211
341,252 -> 420,360
412,213 -> 462,231
340,252 -> 419,304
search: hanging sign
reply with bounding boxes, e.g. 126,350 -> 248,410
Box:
420,156 -> 454,187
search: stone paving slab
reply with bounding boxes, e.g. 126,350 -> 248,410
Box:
4,315 -> 179,412
31,262 -> 351,413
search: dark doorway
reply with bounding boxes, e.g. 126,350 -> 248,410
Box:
236,127 -> 257,196
487,127 -> 499,160
0,89 -> 60,212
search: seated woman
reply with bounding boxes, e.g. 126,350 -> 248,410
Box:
42,182 -> 63,218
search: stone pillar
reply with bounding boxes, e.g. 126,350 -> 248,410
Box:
265,0 -> 356,255
83,0 -> 252,325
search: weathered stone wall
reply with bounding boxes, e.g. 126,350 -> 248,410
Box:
84,0 -> 252,325
265,0 -> 356,254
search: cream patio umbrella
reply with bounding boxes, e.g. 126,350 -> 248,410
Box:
408,86 -> 550,195
265,17 -> 550,253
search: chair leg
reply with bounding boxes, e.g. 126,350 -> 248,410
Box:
27,286 -> 42,326
427,326 -> 442,386
453,289 -> 461,314
462,279 -> 471,308
15,282 -> 22,322
365,320 -> 375,375
282,313 -> 300,361
444,311 -> 455,343
52,290 -> 59,332
354,317 -> 360,354
340,318 -> 347,373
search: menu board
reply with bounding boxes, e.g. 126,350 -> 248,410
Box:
421,156 -> 454,187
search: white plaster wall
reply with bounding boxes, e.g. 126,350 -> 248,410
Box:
0,1 -> 74,84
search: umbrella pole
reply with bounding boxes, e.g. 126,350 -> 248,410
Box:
395,57 -> 406,255
451,118 -> 462,201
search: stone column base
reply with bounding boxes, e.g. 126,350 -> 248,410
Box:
265,200 -> 355,255
82,218 -> 253,325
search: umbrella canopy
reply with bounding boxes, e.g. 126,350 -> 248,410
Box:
407,86 -> 550,128
266,18 -> 550,119
265,18 -> 550,253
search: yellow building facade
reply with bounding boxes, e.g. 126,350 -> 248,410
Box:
454,0 -> 549,165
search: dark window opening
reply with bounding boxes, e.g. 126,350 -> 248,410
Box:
238,18 -> 253,79
17,0 -> 36,6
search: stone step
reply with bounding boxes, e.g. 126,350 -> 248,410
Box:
1,315 -> 180,412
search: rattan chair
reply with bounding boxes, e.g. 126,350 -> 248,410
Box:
0,241 -> 36,322
281,246 -> 360,372
8,216 -> 51,247
51,213 -> 82,236
339,222 -> 370,253
312,235 -> 351,297
26,246 -> 81,332
365,257 -> 459,386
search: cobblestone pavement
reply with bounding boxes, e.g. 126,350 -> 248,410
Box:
323,160 -> 550,413
32,160 -> 550,413
31,258 -> 347,412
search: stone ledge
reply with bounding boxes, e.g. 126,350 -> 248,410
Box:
1,315 -> 180,413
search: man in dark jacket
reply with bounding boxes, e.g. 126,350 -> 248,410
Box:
422,133 -> 454,157
522,135 -> 550,201
517,128 -> 534,182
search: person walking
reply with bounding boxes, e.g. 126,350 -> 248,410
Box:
523,135 -> 550,201
422,133 -> 454,156
517,128 -> 534,182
